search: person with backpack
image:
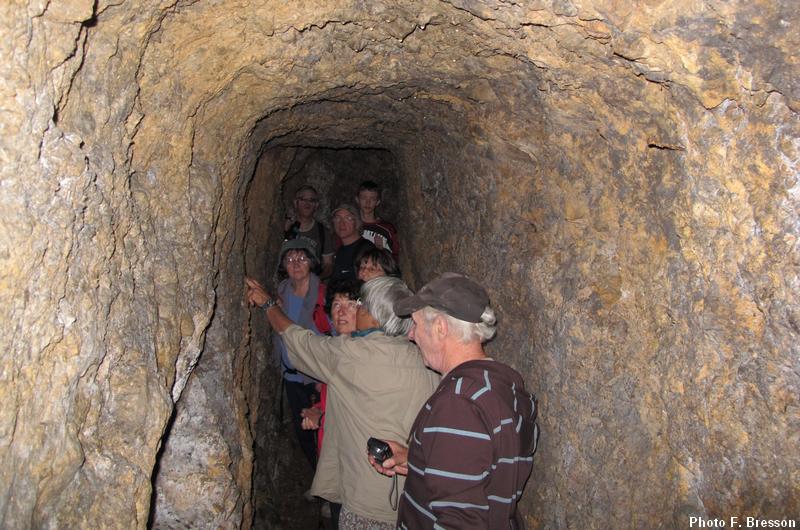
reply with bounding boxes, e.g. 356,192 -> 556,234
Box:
284,185 -> 335,279
272,238 -> 330,471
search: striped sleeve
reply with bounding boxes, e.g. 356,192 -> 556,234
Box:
407,393 -> 493,528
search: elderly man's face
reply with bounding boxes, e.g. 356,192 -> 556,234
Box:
409,310 -> 443,372
332,210 -> 358,239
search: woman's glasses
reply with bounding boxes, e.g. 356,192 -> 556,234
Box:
331,299 -> 361,311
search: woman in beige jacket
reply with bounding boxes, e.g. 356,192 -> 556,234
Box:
246,275 -> 439,528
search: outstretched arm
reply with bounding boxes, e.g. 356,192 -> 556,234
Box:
247,276 -> 339,383
244,276 -> 292,332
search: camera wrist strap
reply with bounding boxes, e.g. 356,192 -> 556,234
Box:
390,474 -> 398,510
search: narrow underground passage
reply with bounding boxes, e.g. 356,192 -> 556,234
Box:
241,140 -> 538,529
151,134 -> 516,528
151,144 -> 418,529
149,88 -> 797,528
4,3 -> 798,529
249,146 -> 407,529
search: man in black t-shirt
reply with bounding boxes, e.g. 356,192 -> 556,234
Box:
330,204 -> 373,282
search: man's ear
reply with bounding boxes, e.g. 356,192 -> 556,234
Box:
433,315 -> 448,340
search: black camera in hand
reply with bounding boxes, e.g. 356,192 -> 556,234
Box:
367,437 -> 393,464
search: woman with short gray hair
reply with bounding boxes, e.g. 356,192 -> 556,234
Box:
360,276 -> 413,337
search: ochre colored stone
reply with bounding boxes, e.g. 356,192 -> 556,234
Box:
1,1 -> 798,528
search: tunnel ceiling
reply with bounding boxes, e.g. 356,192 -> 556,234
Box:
3,0 -> 799,528
57,0 -> 796,167
136,4 -> 534,155
60,0 -> 790,189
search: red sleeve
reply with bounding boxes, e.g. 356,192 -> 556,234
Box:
383,221 -> 400,261
313,284 -> 332,335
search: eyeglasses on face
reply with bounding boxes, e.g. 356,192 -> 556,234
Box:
285,256 -> 309,264
331,298 -> 361,311
333,215 -> 356,223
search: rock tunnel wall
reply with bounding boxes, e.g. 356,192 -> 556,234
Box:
1,1 -> 798,528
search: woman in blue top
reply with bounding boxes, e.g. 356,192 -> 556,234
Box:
273,238 -> 330,471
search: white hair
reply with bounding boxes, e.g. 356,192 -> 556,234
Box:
421,306 -> 497,344
361,276 -> 413,336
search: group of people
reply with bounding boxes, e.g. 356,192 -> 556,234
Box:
245,180 -> 539,529
283,180 -> 400,284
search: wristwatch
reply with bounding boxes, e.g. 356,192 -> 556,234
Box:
260,298 -> 278,310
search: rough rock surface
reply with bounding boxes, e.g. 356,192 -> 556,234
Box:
1,0 -> 797,528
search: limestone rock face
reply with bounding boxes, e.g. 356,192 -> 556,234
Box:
1,0 -> 798,528
150,356 -> 244,529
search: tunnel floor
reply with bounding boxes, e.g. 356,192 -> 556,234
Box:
256,409 -> 335,529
